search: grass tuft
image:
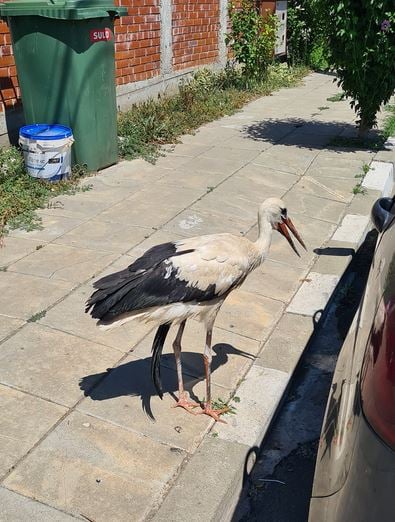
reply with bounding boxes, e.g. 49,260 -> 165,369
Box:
327,92 -> 345,102
383,104 -> 395,140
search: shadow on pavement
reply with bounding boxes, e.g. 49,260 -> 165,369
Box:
80,343 -> 253,421
243,118 -> 383,151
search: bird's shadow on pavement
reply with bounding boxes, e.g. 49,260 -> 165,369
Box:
79,343 -> 253,421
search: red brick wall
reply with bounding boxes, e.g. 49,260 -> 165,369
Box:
0,20 -> 19,112
114,0 -> 161,86
172,0 -> 220,70
0,1 -> 224,113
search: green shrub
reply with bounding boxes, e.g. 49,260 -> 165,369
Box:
226,0 -> 278,83
287,1 -> 329,69
320,0 -> 395,135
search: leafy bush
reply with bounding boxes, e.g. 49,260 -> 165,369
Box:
320,0 -> 395,135
287,1 -> 329,69
226,0 -> 277,83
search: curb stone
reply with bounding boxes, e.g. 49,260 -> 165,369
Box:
152,155 -> 395,522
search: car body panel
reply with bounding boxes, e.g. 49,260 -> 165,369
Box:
309,197 -> 395,520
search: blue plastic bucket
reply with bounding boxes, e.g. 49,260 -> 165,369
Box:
19,124 -> 74,182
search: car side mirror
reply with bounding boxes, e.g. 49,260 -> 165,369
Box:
371,197 -> 395,233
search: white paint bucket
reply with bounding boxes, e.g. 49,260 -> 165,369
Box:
19,124 -> 74,182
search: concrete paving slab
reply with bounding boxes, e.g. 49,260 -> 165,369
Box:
289,120 -> 346,136
220,134 -> 273,151
312,241 -> 353,275
283,189 -> 347,224
154,153 -> 201,170
201,145 -> 261,163
319,148 -> 376,162
0,324 -> 121,407
0,272 -> 73,320
9,214 -> 84,242
287,272 -> 340,316
0,237 -> 47,267
54,219 -> 149,253
279,132 -> 332,149
156,167 -> 228,191
373,149 -> 395,164
0,488 -> 78,522
297,175 -> 355,203
7,244 -> 117,284
163,207 -> 250,238
42,189 -> 128,221
164,143 -> 214,157
253,145 -> 317,175
243,118 -> 302,142
78,354 -> 221,453
347,190 -> 379,215
152,437 -> 249,522
0,316 -> 24,342
234,162 -> 298,192
240,260 -> 308,303
39,284 -> 153,353
192,192 -> 258,223
84,163 -> 165,191
180,126 -> 241,146
4,411 -> 186,522
211,175 -> 285,206
215,289 -> 284,342
332,214 -> 370,245
179,154 -> 249,176
79,174 -> 141,195
0,384 -> 66,477
256,313 -> 314,374
216,365 -> 289,447
97,184 -> 203,229
307,159 -> 365,180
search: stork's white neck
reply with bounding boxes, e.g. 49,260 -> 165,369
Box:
255,207 -> 273,258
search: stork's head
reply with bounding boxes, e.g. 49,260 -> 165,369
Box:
260,197 -> 307,256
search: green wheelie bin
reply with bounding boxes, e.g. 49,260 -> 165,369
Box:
0,0 -> 127,171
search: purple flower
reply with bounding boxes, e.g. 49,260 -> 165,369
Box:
381,20 -> 391,32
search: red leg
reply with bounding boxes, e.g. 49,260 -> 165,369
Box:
196,327 -> 228,423
172,321 -> 201,414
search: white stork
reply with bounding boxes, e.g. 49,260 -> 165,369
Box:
86,197 -> 306,421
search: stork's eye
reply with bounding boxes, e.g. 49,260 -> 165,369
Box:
281,208 -> 287,217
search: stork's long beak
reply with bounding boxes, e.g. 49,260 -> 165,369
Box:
277,217 -> 307,257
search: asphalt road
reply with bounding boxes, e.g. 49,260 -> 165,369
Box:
233,231 -> 378,522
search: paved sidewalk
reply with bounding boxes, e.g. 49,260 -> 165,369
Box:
0,73 -> 394,521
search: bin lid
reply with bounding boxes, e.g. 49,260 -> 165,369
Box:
0,0 -> 127,19
20,124 -> 73,140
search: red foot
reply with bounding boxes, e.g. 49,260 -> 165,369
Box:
197,404 -> 229,423
172,392 -> 201,414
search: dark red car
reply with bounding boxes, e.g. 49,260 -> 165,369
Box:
309,197 -> 395,522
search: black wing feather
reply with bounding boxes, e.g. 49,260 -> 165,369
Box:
86,241 -> 216,321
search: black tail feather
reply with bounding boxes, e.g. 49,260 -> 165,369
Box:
151,323 -> 171,399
